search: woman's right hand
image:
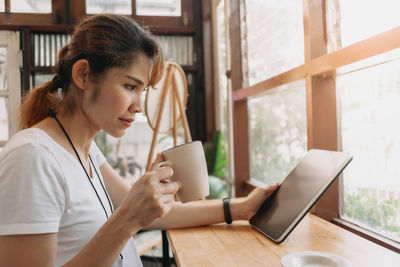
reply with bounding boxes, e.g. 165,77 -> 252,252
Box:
116,153 -> 179,233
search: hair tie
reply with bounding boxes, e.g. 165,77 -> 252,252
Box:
50,74 -> 63,93
47,108 -> 56,118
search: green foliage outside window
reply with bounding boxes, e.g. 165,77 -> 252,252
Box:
344,188 -> 400,241
203,130 -> 228,199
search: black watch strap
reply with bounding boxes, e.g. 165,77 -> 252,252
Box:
223,197 -> 232,224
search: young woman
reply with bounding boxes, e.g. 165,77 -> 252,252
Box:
0,15 -> 279,267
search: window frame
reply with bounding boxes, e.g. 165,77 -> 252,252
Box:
0,0 -> 195,32
0,31 -> 21,147
213,0 -> 400,252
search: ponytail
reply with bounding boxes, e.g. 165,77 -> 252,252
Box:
19,44 -> 70,129
19,81 -> 61,129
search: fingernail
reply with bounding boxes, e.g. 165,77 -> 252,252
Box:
165,160 -> 173,166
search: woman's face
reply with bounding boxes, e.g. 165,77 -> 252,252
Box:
83,53 -> 152,137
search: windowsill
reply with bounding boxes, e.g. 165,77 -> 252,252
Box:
332,217 -> 400,254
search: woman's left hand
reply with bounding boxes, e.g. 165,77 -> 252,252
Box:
231,182 -> 280,221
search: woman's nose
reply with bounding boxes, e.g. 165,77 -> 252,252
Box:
128,95 -> 143,114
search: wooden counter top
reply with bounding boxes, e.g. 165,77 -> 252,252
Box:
167,214 -> 399,266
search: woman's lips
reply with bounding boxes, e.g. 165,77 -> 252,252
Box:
119,118 -> 134,127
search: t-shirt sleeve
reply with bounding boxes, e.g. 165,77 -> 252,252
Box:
0,143 -> 66,235
91,140 -> 107,167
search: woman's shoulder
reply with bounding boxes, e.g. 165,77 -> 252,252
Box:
0,128 -> 56,160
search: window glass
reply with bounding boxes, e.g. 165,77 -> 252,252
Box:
244,0 -> 304,85
153,35 -> 193,66
0,1 -> 4,12
11,0 -> 51,13
339,0 -> 400,48
86,0 -> 131,15
248,79 -> 307,185
32,33 -> 70,67
0,97 -> 9,141
136,0 -> 181,17
32,73 -> 53,88
0,47 -> 6,91
216,0 -> 228,135
338,49 -> 400,242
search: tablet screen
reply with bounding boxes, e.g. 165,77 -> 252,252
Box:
249,149 -> 352,243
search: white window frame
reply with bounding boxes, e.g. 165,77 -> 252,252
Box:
0,31 -> 21,147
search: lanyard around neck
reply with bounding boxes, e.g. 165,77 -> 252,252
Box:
47,108 -> 123,260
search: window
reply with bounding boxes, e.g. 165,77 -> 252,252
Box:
339,0 -> 400,48
213,0 -> 400,250
152,35 -> 194,66
29,32 -> 71,89
0,1 -> 4,12
10,0 -> 51,13
136,0 -> 181,17
0,32 -> 21,148
0,46 -> 8,142
244,0 -> 304,85
248,80 -> 307,185
0,97 -> 8,141
216,0 -> 229,135
213,0 -> 234,197
337,50 -> 400,242
33,33 -> 71,67
86,0 -> 132,15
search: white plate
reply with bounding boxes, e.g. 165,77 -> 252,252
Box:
281,251 -> 352,267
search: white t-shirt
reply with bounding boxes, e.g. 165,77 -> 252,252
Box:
0,128 -> 142,267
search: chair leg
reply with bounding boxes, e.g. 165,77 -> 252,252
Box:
162,230 -> 171,267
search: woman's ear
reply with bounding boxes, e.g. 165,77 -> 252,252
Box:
71,59 -> 91,90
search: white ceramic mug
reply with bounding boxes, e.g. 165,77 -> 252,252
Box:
161,141 -> 209,203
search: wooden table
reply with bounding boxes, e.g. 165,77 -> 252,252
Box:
167,214 -> 400,266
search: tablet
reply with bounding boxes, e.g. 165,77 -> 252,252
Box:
249,149 -> 352,243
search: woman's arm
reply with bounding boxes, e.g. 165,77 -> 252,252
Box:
101,153 -> 279,230
0,233 -> 57,267
0,157 -> 178,267
144,185 -> 279,230
0,213 -> 134,267
0,208 -> 140,267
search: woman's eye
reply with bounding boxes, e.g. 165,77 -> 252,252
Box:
124,84 -> 137,91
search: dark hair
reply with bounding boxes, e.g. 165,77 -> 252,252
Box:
20,14 -> 164,129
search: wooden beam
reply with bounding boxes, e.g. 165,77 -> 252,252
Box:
230,0 -> 249,197
5,0 -> 10,13
69,0 -> 85,24
303,0 -> 339,221
52,0 -> 66,24
0,13 -> 53,25
202,0 -> 216,139
21,28 -> 31,96
232,25 -> 400,101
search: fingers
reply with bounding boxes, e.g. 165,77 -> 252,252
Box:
158,193 -> 175,204
149,166 -> 180,194
153,160 -> 172,170
160,181 -> 180,194
149,152 -> 164,170
267,182 -> 280,192
264,182 -> 280,196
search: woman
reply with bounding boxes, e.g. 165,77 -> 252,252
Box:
0,15 -> 279,267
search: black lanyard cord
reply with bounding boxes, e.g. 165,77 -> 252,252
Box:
48,108 -> 123,260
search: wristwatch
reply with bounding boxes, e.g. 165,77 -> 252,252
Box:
222,197 -> 232,224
